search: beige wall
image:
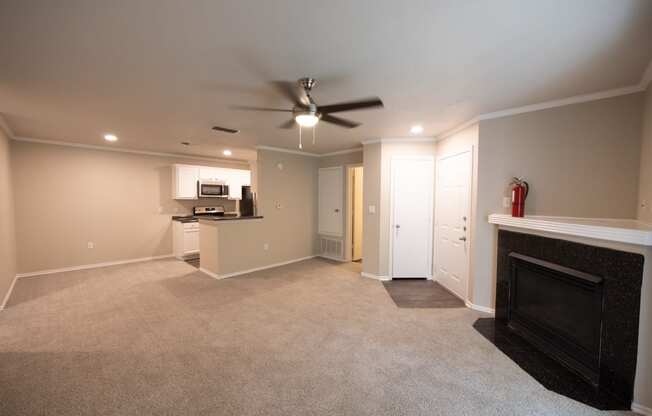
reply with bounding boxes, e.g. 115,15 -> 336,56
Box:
255,148 -> 318,262
200,148 -> 318,275
12,141 -> 245,274
474,92 -> 645,308
639,85 -> 652,223
0,129 -> 16,307
362,143 -> 381,275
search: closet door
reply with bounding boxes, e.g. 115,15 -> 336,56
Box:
318,167 -> 344,237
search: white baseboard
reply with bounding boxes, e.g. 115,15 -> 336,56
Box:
632,402 -> 652,415
361,272 -> 391,281
199,255 -> 317,280
0,274 -> 18,311
465,300 -> 496,315
318,254 -> 346,262
198,267 -> 220,279
15,254 -> 175,279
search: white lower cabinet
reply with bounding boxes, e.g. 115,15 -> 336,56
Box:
173,221 -> 200,259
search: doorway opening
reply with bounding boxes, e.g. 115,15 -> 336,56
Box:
346,165 -> 364,263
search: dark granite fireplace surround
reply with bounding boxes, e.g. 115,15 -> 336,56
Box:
476,230 -> 644,410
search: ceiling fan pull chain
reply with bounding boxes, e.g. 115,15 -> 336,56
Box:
299,125 -> 303,149
312,124 -> 316,145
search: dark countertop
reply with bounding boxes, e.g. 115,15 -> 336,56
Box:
173,215 -> 263,223
198,215 -> 263,222
172,215 -> 199,223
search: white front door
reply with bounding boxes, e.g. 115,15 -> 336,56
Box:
435,151 -> 472,300
391,157 -> 434,278
318,167 -> 344,237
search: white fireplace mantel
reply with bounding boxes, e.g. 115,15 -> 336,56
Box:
488,214 -> 652,247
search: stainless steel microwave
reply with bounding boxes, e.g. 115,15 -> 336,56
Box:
198,180 -> 229,198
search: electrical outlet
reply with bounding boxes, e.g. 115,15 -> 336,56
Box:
263,243 -> 269,251
502,197 -> 511,208
87,242 -> 94,249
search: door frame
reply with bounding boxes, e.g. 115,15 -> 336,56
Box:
345,163 -> 363,262
388,155 -> 435,279
433,148 -> 474,302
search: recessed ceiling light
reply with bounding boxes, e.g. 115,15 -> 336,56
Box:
410,125 -> 424,135
104,133 -> 118,142
223,149 -> 232,156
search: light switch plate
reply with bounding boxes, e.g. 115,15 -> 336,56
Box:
368,205 -> 376,214
502,197 -> 511,208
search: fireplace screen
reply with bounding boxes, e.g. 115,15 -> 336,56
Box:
508,253 -> 604,385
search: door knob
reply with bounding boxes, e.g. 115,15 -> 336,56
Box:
459,236 -> 467,241
395,224 -> 401,229
334,209 -> 340,213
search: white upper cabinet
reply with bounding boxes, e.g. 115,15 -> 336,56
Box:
172,164 -> 251,200
199,167 -> 223,182
172,164 -> 199,200
318,167 -> 344,237
225,169 -> 251,199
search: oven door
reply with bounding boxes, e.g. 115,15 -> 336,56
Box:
198,182 -> 226,197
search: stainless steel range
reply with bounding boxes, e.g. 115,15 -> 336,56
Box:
193,206 -> 225,217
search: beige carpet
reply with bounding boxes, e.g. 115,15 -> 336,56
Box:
0,258 -> 634,415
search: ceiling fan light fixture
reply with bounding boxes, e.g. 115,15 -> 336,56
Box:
295,113 -> 319,128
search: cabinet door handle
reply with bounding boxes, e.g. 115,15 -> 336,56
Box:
459,236 -> 467,241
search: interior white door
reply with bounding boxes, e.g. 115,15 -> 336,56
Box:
391,157 -> 434,278
435,151 -> 472,300
318,167 -> 344,237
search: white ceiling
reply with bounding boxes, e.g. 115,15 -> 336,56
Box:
1,0 -> 651,159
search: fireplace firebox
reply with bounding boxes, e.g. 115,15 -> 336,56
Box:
508,253 -> 604,385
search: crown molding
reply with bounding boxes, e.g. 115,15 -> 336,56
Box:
0,113 -> 15,139
438,83 -> 646,141
11,136 -> 247,164
319,147 -> 363,157
255,145 -> 321,157
361,137 -> 437,145
478,84 -> 645,122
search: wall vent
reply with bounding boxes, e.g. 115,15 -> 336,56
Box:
320,237 -> 344,260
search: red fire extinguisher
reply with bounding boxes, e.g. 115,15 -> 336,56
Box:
510,177 -> 529,218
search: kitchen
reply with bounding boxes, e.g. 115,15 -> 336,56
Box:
170,163 -> 262,271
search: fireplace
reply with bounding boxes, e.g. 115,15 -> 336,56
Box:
508,253 -> 604,385
477,230 -> 644,410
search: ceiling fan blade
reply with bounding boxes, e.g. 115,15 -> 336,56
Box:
232,105 -> 293,112
212,126 -> 240,134
320,114 -> 361,129
318,97 -> 384,114
279,119 -> 296,129
271,81 -> 309,107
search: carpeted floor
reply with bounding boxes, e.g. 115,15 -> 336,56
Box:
0,258 -> 634,415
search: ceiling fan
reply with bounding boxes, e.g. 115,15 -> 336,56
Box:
237,77 -> 384,131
